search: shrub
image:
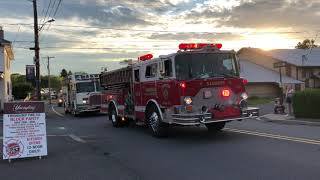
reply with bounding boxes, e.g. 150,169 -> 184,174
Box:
292,89 -> 320,119
12,83 -> 34,100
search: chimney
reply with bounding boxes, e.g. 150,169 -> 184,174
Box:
0,26 -> 3,39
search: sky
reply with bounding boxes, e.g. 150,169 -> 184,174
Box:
0,0 -> 319,75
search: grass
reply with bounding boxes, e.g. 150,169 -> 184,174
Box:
247,96 -> 273,106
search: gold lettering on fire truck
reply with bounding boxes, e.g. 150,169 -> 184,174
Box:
206,81 -> 225,86
144,88 -> 156,96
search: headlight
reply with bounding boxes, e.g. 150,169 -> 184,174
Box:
184,97 -> 192,105
241,92 -> 248,100
58,99 -> 63,103
82,100 -> 87,104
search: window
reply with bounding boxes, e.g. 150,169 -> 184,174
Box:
145,63 -> 157,78
95,81 -> 103,92
175,53 -> 238,80
163,60 -> 172,77
76,82 -> 95,93
134,69 -> 140,82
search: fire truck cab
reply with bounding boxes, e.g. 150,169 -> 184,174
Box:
64,73 -> 101,116
100,43 -> 259,136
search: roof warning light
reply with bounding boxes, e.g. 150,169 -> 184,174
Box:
179,43 -> 222,50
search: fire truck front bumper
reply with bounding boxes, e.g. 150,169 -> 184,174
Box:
77,104 -> 100,113
170,107 -> 259,125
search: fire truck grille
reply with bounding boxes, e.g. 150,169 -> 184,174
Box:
172,113 -> 212,123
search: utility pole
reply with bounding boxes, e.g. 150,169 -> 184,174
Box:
45,56 -> 55,104
32,0 -> 41,100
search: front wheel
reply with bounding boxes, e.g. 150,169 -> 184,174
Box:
205,122 -> 226,132
72,109 -> 79,117
146,105 -> 168,137
109,106 -> 122,127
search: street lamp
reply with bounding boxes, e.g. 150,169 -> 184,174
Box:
39,18 -> 55,32
29,16 -> 55,100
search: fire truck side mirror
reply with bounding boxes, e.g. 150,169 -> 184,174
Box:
159,61 -> 165,75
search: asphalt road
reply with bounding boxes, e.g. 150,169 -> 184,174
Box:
1,105 -> 320,180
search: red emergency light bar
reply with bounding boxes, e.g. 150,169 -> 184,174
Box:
139,54 -> 153,61
179,43 -> 222,50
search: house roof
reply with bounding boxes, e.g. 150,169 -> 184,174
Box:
0,39 -> 11,44
267,48 -> 320,67
238,47 -> 320,67
240,59 -> 303,84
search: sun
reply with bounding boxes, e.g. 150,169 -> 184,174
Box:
244,33 -> 296,50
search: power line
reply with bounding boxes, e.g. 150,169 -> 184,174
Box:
41,0 -> 52,25
41,0 -> 62,42
15,47 -> 175,50
47,0 -> 57,20
53,0 -> 62,17
39,0 -> 47,23
2,23 -> 317,34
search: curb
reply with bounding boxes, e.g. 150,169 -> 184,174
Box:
259,117 -> 320,127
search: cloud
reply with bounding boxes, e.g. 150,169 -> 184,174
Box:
1,0 -> 319,75
147,32 -> 244,41
182,0 -> 320,30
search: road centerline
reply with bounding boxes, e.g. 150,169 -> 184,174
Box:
225,128 -> 320,145
51,105 -> 65,117
69,134 -> 86,143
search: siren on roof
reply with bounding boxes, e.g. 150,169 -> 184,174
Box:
178,43 -> 222,50
139,54 -> 153,61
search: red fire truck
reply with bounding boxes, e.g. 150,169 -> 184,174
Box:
97,43 -> 259,137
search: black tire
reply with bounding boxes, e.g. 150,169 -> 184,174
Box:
72,109 -> 79,117
205,122 -> 226,132
146,105 -> 168,137
109,105 -> 122,127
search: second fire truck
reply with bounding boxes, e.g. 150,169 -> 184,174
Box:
97,43 -> 259,136
63,73 -> 102,116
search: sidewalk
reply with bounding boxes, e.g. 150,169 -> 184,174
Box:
260,113 -> 320,126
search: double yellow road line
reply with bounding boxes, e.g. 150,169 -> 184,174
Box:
225,128 -> 320,145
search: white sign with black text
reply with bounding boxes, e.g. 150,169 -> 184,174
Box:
2,102 -> 47,160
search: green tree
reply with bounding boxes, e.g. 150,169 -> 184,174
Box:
11,74 -> 34,99
11,73 -> 27,84
40,75 -> 63,90
68,70 -> 72,76
60,69 -> 68,78
12,83 -> 34,99
295,39 -> 318,49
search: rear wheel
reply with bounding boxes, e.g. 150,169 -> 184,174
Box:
205,122 -> 226,132
109,105 -> 121,127
146,105 -> 168,137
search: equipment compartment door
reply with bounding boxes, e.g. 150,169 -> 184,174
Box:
133,68 -> 143,117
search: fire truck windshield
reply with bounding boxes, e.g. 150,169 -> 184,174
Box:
175,53 -> 239,80
76,82 -> 95,93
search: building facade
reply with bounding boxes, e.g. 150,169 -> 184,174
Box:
239,59 -> 303,97
238,48 -> 320,90
0,27 -> 14,111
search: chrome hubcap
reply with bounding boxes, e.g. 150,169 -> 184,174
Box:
111,112 -> 116,123
149,112 -> 159,132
